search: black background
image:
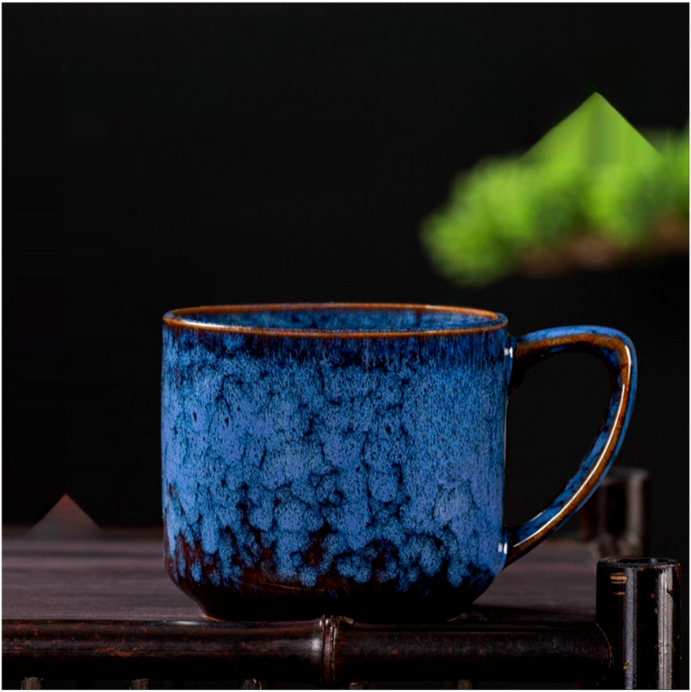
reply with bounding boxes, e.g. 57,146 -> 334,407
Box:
3,3 -> 688,578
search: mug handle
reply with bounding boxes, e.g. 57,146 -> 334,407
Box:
504,326 -> 637,566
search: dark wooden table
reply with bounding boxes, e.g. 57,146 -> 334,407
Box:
1,529 -> 680,689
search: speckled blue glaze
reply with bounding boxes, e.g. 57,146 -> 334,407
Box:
161,305 -> 636,622
504,325 -> 637,562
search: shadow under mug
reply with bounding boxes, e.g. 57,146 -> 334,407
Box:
161,304 -> 636,622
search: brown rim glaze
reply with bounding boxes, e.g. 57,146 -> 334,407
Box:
162,303 -> 508,338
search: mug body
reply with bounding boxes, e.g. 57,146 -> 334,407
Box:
162,304 -> 510,622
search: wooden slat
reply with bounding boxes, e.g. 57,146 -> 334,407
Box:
2,533 -> 608,685
3,618 -> 610,683
2,534 -> 597,623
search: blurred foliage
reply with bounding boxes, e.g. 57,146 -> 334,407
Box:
421,93 -> 689,285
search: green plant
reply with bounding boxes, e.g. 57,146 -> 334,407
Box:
421,94 -> 689,285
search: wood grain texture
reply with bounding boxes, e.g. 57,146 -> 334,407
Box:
2,533 -> 596,622
2,532 -> 607,684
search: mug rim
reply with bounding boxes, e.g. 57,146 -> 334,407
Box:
163,303 -> 508,338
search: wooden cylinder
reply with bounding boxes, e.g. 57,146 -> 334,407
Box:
596,557 -> 681,689
579,467 -> 651,558
3,617 -> 610,685
20,679 -> 41,690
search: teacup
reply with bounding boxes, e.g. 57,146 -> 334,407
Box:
161,303 -> 636,622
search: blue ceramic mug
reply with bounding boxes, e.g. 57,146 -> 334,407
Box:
162,304 -> 636,622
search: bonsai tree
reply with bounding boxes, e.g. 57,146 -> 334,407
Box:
421,93 -> 689,286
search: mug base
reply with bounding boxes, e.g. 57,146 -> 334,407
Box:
176,577 -> 493,624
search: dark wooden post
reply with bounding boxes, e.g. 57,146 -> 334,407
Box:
579,467 -> 652,559
596,557 -> 681,689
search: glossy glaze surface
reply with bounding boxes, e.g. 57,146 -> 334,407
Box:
162,306 -> 509,621
505,326 -> 637,563
161,304 -> 636,622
